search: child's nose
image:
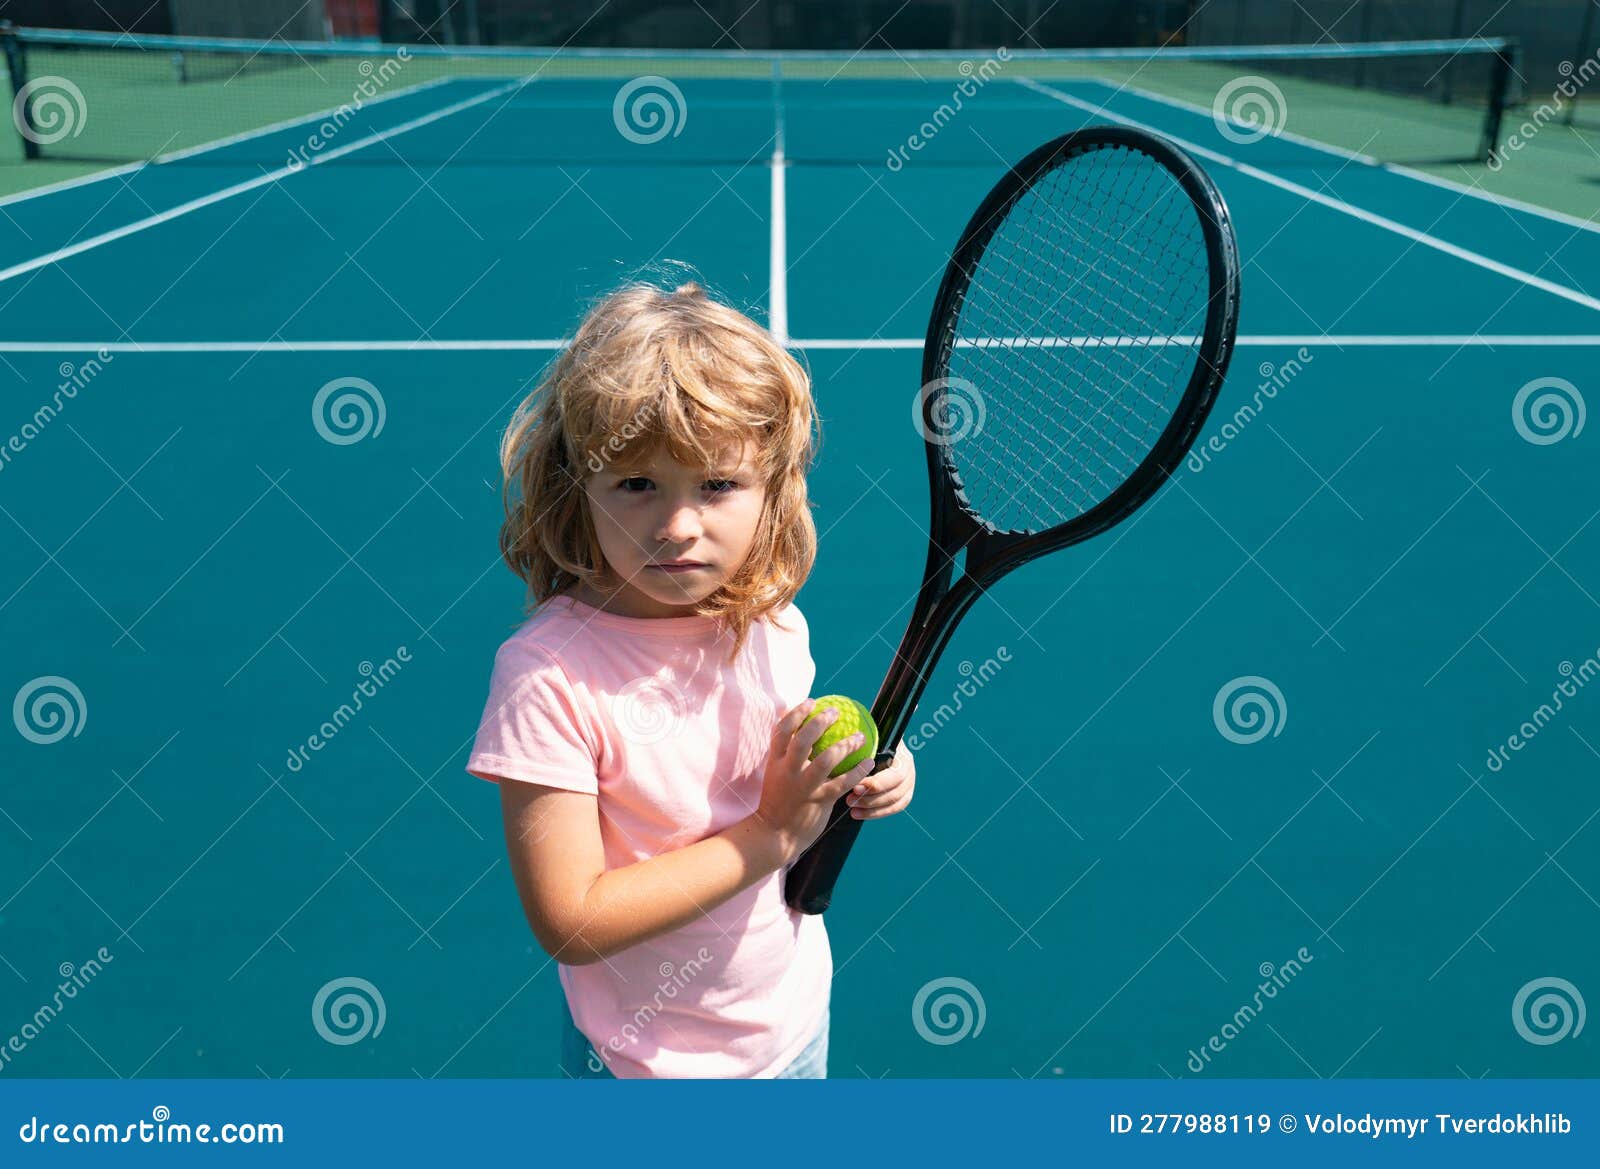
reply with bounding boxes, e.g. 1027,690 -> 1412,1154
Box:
657,503 -> 702,543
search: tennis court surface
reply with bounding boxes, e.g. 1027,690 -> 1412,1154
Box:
2,30 -> 1597,1077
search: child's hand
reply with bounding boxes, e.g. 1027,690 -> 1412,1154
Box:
752,699 -> 876,867
844,739 -> 916,820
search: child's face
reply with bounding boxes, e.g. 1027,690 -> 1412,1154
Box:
582,440 -> 768,619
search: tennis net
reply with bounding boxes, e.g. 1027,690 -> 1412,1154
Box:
1,25 -> 1515,171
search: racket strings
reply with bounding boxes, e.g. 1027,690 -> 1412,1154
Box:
978,251 -> 1177,454
955,234 -> 1184,519
966,166 -> 1198,461
942,144 -> 1213,533
1001,178 -> 1195,341
987,155 -> 1200,356
949,190 -> 1183,503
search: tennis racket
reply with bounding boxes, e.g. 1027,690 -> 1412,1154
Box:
784,125 -> 1241,915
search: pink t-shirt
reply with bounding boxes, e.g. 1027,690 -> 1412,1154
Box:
467,592 -> 832,1078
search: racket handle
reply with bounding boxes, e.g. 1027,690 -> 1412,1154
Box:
784,749 -> 896,914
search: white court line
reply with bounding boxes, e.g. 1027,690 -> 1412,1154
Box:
1015,77 -> 1600,315
799,335 -> 1600,348
0,76 -> 458,209
6,335 -> 1600,353
0,78 -> 529,286
157,76 -> 456,163
795,334 -> 1600,348
768,63 -> 790,346
1081,77 -> 1600,240
769,147 -> 789,344
0,160 -> 148,210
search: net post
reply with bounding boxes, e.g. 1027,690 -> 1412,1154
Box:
1441,0 -> 1467,104
1480,40 -> 1516,165
0,21 -> 36,160
1567,1 -> 1597,126
1354,0 -> 1374,88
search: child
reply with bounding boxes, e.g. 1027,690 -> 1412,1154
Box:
468,280 -> 916,1079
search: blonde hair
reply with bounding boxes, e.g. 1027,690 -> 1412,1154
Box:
497,279 -> 819,661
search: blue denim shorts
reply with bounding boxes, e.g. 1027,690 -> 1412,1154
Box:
559,996 -> 829,1079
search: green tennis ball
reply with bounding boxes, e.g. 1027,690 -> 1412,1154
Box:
803,695 -> 879,778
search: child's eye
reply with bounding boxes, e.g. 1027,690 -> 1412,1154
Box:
616,476 -> 740,495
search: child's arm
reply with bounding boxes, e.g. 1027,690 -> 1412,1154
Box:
499,699 -> 872,965
500,785 -> 787,965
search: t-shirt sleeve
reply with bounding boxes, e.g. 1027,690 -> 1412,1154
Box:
776,602 -> 816,693
467,640 -> 600,795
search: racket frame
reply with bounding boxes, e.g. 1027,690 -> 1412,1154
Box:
785,125 -> 1241,914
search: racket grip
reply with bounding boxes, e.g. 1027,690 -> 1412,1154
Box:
784,749 -> 896,914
